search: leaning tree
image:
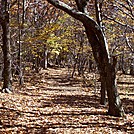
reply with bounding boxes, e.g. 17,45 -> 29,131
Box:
46,0 -> 125,117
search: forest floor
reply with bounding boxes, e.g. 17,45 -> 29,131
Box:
0,67 -> 134,134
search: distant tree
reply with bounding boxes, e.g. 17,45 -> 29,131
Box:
47,0 -> 125,117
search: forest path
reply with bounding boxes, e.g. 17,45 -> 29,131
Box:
0,68 -> 133,133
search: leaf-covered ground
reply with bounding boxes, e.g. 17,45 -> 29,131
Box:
0,68 -> 134,134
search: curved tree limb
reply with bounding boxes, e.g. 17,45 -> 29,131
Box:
46,0 -> 99,31
46,0 -> 110,60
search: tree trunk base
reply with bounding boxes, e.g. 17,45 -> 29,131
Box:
107,107 -> 125,117
100,99 -> 106,105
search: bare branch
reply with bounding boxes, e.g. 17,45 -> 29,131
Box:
125,36 -> 134,53
103,14 -> 134,30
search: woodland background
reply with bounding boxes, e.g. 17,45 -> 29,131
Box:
0,0 -> 134,133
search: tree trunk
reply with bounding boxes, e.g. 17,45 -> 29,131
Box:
17,0 -> 24,85
95,0 -> 106,105
0,0 -> 12,92
100,74 -> 106,105
84,25 -> 124,116
106,64 -> 124,116
1,11 -> 12,92
0,65 -> 3,80
130,59 -> 134,75
43,44 -> 48,69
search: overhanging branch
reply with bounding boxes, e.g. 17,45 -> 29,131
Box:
46,0 -> 99,30
46,0 -> 106,44
47,0 -> 110,60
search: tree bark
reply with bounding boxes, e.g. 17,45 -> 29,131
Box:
47,0 -> 125,117
100,73 -> 106,105
0,0 -> 12,92
130,59 -> 134,75
17,0 -> 24,85
95,0 -> 106,105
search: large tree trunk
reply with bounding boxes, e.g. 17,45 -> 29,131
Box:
100,74 -> 106,105
106,61 -> 124,116
0,0 -> 12,93
84,25 -> 124,116
47,0 -> 125,116
1,20 -> 12,92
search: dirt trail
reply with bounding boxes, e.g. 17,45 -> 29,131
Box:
0,68 -> 133,133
